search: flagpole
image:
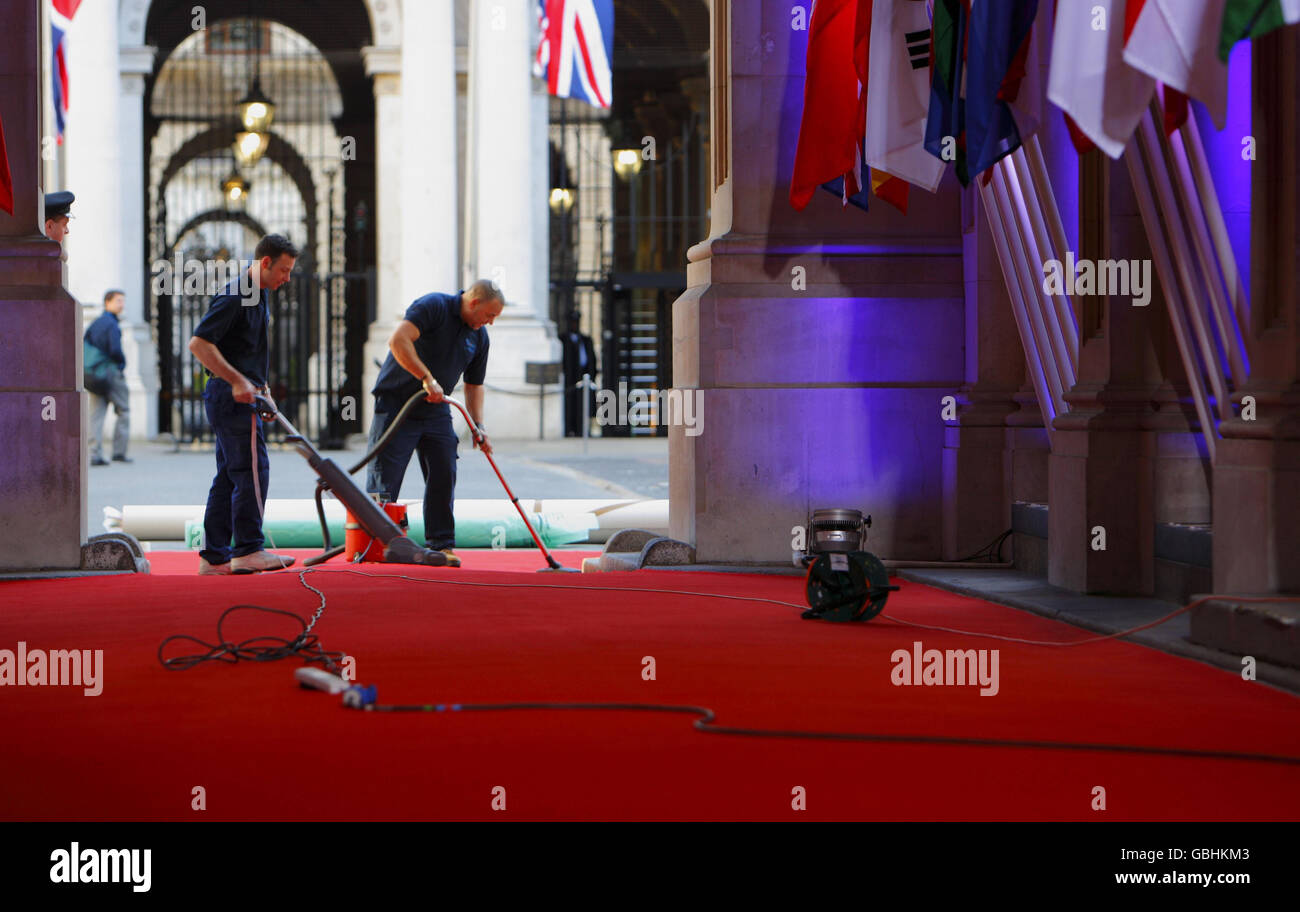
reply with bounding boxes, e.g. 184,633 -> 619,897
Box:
1135,108 -> 1232,426
1021,139 -> 1081,366
1004,150 -> 1078,390
1127,119 -> 1219,463
980,175 -> 1058,443
989,165 -> 1067,415
1025,138 -> 1071,293
1172,115 -> 1251,385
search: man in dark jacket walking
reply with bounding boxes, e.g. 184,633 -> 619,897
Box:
84,289 -> 131,466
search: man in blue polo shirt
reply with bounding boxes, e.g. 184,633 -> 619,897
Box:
187,234 -> 299,576
367,280 -> 504,567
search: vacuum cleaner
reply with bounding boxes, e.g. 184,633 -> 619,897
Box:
252,390 -> 579,573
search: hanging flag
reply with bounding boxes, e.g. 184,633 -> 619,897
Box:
0,109 -> 13,216
871,167 -> 910,213
790,0 -> 871,210
1123,0 -> 1230,130
534,0 -> 613,109
964,0 -> 1040,181
864,0 -> 947,193
822,169 -> 874,211
1048,0 -> 1155,158
852,0 -> 908,212
50,0 -> 83,143
534,0 -> 551,78
1219,0 -> 1300,60
924,0 -> 970,185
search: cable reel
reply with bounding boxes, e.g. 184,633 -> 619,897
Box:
799,509 -> 899,622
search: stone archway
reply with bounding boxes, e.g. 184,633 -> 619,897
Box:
167,209 -> 268,256
155,126 -> 321,270
118,0 -> 400,49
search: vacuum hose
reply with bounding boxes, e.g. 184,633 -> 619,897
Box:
297,389 -> 576,572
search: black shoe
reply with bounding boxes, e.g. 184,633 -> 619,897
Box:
90,457 -> 110,467
112,455 -> 133,463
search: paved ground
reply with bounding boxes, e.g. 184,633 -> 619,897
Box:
88,433 -> 668,540
900,568 -> 1300,696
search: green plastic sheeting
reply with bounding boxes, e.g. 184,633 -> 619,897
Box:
185,510 -> 596,550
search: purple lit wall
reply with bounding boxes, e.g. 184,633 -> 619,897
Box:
676,1 -> 967,563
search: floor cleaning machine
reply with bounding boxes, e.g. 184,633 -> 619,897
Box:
252,390 -> 579,572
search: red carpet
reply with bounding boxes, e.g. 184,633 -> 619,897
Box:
1,550 -> 1298,821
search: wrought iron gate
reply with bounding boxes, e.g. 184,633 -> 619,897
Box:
157,268 -> 371,447
146,15 -> 370,448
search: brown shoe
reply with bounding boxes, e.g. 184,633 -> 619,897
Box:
231,551 -> 297,574
198,557 -> 231,576
438,549 -> 461,568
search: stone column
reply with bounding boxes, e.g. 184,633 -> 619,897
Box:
360,45 -> 402,432
466,0 -> 560,438
400,1 -> 458,309
943,190 -> 1027,560
1048,153 -> 1160,594
116,45 -> 159,440
66,0 -> 121,306
671,0 -> 965,563
0,0 -> 84,569
70,8 -> 158,441
1213,27 -> 1300,594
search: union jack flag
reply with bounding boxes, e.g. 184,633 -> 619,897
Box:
51,0 -> 83,143
534,0 -> 614,109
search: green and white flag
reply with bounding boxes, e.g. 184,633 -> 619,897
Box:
1219,0 -> 1300,61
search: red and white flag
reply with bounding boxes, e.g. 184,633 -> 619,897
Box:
864,0 -> 946,193
1123,0 -> 1230,130
51,0 -> 83,142
1047,0 -> 1156,157
790,0 -> 870,210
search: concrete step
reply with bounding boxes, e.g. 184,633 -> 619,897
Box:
1189,597 -> 1300,670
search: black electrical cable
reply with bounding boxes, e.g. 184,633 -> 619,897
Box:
158,602 -> 346,674
159,571 -> 1300,770
353,700 -> 1300,768
954,528 -> 1013,563
167,397 -> 1300,770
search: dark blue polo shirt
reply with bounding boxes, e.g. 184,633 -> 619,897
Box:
192,278 -> 270,388
84,310 -> 125,370
372,292 -> 490,415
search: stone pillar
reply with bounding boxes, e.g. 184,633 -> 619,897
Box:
1048,153 -> 1159,594
671,0 -> 965,563
400,1 -> 458,309
360,45 -> 402,432
1213,27 -> 1300,595
943,190 -> 1027,560
116,45 -> 158,440
66,0 -> 120,306
69,6 -> 157,441
466,0 -> 560,438
0,0 -> 85,569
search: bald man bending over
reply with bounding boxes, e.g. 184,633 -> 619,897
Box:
365,280 -> 503,568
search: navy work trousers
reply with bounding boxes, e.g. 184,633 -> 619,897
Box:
365,399 -> 458,550
199,378 -> 269,564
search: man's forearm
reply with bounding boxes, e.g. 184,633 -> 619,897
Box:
391,333 -> 433,383
188,337 -> 255,389
464,384 -> 485,427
